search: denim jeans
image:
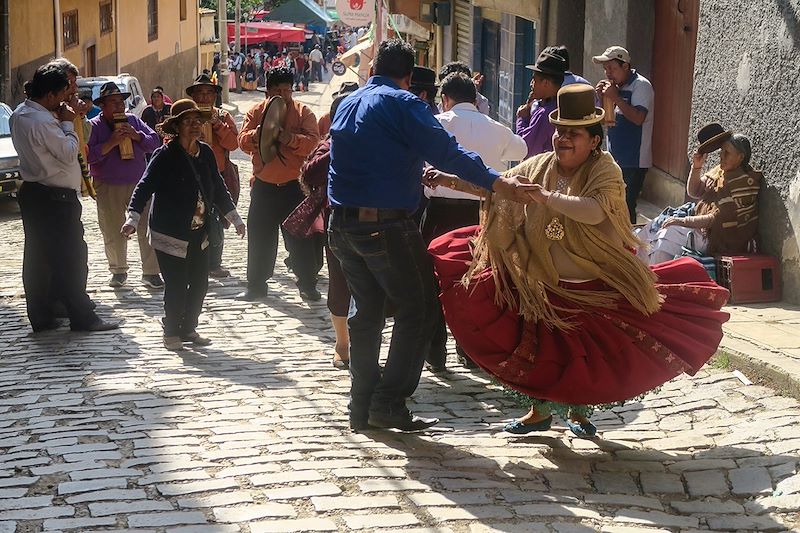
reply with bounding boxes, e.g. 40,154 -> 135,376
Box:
328,211 -> 440,421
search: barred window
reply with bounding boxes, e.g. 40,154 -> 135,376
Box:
63,10 -> 79,48
100,1 -> 113,34
148,0 -> 158,41
180,0 -> 187,21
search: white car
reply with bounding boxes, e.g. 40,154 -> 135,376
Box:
0,102 -> 22,198
76,74 -> 147,118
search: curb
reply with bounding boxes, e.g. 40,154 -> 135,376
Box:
717,337 -> 800,400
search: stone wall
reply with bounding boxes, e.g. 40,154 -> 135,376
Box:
691,0 -> 800,303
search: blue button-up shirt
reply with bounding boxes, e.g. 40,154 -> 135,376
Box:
328,76 -> 499,211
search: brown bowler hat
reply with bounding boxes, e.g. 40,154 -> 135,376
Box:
548,84 -> 605,127
696,123 -> 732,154
159,99 -> 213,135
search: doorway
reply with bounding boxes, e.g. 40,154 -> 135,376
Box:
480,19 -> 500,120
85,45 -> 97,77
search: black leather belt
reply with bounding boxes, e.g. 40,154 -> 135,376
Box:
429,197 -> 480,206
334,207 -> 410,222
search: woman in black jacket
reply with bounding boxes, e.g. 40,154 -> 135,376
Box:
122,99 -> 245,350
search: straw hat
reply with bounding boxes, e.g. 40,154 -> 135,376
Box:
159,99 -> 213,135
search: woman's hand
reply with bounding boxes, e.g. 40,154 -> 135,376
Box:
492,175 -> 538,203
528,183 -> 552,205
691,151 -> 707,170
235,223 -> 246,238
661,217 -> 683,229
121,224 -> 136,238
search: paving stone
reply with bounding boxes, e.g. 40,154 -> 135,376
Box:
745,494 -> 800,514
68,467 -> 143,481
167,526 -> 240,533
584,494 -> 663,511
89,500 -> 174,517
332,468 -> 406,478
0,496 -> 52,510
156,478 -> 238,496
0,522 -> 14,533
0,506 -> 74,520
251,471 -> 323,486
311,496 -> 400,511
669,499 -> 745,514
178,491 -> 254,509
407,492 -> 492,507
470,524 -> 548,533
667,459 -> 737,472
42,516 -> 117,530
683,470 -> 729,497
344,513 -> 420,529
639,472 -> 684,495
249,518 -> 338,532
213,503 -> 296,522
263,483 -> 342,500
600,527 -> 671,533
65,488 -> 147,504
515,504 -> 601,519
359,480 -> 430,493
729,466 -> 773,495
613,509 -> 698,528
427,506 -> 514,521
706,515 -> 789,531
591,472 -> 640,494
139,471 -> 212,485
214,463 -> 282,478
127,511 -> 207,528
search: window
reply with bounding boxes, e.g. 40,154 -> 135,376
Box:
100,1 -> 113,34
63,10 -> 79,48
147,0 -> 158,41
180,0 -> 187,21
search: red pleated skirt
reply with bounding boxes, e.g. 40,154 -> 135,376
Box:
429,226 -> 731,405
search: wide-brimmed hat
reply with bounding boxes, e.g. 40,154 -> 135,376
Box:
697,122 -> 732,154
525,49 -> 567,77
548,84 -> 605,126
410,66 -> 438,89
186,73 -> 222,96
332,81 -> 359,98
159,99 -> 213,135
93,81 -> 131,104
592,45 -> 631,64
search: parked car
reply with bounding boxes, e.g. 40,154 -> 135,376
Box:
76,74 -> 147,118
0,102 -> 22,198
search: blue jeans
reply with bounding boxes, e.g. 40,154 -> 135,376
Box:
328,211 -> 439,421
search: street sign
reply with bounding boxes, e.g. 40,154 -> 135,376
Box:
335,0 -> 375,27
331,61 -> 347,76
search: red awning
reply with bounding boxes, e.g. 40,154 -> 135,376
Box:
226,22 -> 306,45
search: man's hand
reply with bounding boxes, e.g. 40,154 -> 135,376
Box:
278,127 -> 292,145
602,82 -> 620,104
595,80 -> 610,100
516,91 -> 534,120
121,224 -> 136,237
235,223 -> 246,238
57,103 -> 77,122
472,72 -> 484,90
492,174 -> 538,203
118,123 -> 142,142
109,128 -> 127,146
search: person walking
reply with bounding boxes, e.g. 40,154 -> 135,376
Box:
237,66 -> 321,301
186,73 -> 240,279
141,87 -> 171,141
328,39 -> 536,432
122,100 -> 245,351
87,82 -> 162,289
593,46 -> 654,223
10,64 -> 118,332
309,44 -> 324,83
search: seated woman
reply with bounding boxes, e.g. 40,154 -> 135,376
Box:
637,123 -> 761,264
426,85 -> 730,437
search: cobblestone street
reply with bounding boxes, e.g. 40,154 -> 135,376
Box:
0,81 -> 799,533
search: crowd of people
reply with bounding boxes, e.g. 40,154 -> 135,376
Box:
11,35 -> 762,435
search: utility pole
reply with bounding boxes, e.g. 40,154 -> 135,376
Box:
375,0 -> 384,45
218,0 -> 229,104
0,0 -> 9,103
234,0 -> 241,54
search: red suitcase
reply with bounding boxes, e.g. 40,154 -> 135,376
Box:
717,255 -> 781,304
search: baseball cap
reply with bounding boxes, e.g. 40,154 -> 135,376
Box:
591,46 -> 631,64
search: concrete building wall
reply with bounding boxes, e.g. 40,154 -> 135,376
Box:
472,0 -> 540,21
117,0 -> 199,98
691,0 -> 800,303
543,0 -> 585,75
9,1 -> 55,105
582,0 -> 654,82
60,0 -> 117,75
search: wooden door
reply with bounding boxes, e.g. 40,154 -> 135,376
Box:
651,0 -> 699,181
85,45 -> 97,77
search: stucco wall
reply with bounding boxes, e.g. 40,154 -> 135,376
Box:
582,0 -> 654,82
691,0 -> 800,303
60,0 -> 117,74
472,0 -> 541,22
116,0 -> 199,69
10,0 -> 55,70
121,47 -> 199,102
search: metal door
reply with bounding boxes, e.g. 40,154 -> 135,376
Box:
480,19 -> 500,120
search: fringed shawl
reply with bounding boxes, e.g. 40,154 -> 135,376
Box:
465,151 -> 663,330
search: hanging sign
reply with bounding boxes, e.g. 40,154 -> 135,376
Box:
336,0 -> 376,27
331,61 -> 347,76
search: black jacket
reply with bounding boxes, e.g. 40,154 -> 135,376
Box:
128,140 -> 235,256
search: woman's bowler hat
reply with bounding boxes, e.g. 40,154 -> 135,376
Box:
696,123 -> 732,154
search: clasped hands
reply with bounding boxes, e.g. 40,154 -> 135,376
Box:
422,166 -> 551,204
121,222 -> 246,238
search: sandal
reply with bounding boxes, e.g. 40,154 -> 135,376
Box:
332,351 -> 349,369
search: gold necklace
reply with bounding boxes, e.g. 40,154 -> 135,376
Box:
545,173 -> 568,241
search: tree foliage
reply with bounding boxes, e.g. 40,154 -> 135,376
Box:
199,0 -> 288,21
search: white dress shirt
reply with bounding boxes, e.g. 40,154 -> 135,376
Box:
430,102 -> 527,200
10,100 -> 81,192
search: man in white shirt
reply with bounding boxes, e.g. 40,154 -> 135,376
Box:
309,44 -> 324,83
422,72 -> 527,371
10,64 -> 118,333
438,61 -> 491,115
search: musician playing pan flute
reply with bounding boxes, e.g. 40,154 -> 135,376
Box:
186,73 -> 240,278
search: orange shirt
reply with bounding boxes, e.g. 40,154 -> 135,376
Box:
206,109 -> 239,172
317,112 -> 331,138
238,98 -> 319,184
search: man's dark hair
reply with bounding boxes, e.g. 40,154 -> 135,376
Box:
373,39 -> 414,79
49,57 -> 79,77
439,61 -> 472,81
440,73 -> 476,105
535,71 -> 565,88
27,64 -> 69,99
266,66 -> 294,88
408,86 -> 437,105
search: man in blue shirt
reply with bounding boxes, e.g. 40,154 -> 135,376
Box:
328,39 -> 534,432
